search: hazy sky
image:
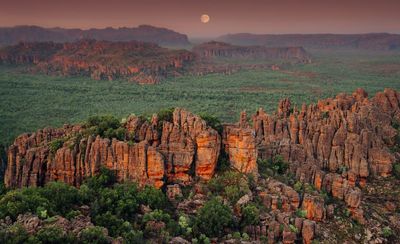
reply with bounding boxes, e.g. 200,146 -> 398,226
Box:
0,0 -> 399,37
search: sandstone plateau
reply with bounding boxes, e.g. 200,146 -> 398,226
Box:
0,40 -> 312,84
3,89 -> 400,243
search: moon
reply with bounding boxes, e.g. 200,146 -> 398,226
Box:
200,14 -> 210,24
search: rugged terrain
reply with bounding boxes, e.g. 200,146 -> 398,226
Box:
0,25 -> 190,47
0,40 -> 311,83
218,33 -> 400,50
0,40 -> 194,84
2,88 -> 399,243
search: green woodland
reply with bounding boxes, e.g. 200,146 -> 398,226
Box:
1,49 -> 400,146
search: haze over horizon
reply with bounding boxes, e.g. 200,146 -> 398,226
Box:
1,0 -> 400,38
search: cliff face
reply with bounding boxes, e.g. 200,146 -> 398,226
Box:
192,41 -> 311,63
4,108 -> 221,189
222,88 -> 399,222
0,25 -> 190,47
0,40 -> 194,84
218,33 -> 400,50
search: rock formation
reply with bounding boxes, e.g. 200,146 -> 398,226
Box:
4,108 -> 221,189
0,40 -> 194,84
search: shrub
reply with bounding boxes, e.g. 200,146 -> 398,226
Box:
79,226 -> 109,244
199,113 -> 223,134
48,138 -> 65,154
33,226 -> 76,243
208,170 -> 250,205
137,185 -> 168,210
241,204 -> 260,227
270,155 -> 288,174
0,188 -> 51,220
393,163 -> 400,179
84,115 -> 124,140
40,181 -> 80,216
0,224 -> 30,244
93,211 -> 126,237
296,209 -> 307,218
382,227 -> 393,238
85,167 -> 117,190
195,198 -> 233,237
91,183 -> 139,220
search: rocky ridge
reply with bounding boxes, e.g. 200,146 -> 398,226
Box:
3,88 -> 400,243
0,25 -> 190,47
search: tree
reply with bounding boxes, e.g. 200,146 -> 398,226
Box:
195,198 -> 233,237
32,226 -> 76,244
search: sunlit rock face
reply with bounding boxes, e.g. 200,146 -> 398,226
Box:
4,108 -> 221,189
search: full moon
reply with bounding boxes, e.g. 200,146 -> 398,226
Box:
200,14 -> 210,23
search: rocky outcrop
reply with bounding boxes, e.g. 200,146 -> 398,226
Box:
0,25 -> 190,47
4,108 -> 221,189
193,41 -> 311,63
252,88 -> 399,183
0,40 -> 194,84
222,112 -> 258,175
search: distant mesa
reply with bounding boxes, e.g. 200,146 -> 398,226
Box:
217,33 -> 400,50
0,25 -> 191,47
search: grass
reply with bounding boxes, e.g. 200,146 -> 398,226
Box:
1,49 -> 400,145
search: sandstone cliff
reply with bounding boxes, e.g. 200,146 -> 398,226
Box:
0,40 -> 194,84
4,108 -> 220,189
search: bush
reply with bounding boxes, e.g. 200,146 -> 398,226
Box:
40,181 -> 80,216
85,167 -> 117,190
137,185 -> 168,210
241,204 -> 260,227
258,155 -> 289,177
382,226 -> 393,238
195,198 -> 233,238
296,209 -> 307,218
0,188 -> 51,220
199,113 -> 223,134
33,226 -> 76,243
85,115 -> 125,140
79,226 -> 109,244
93,211 -> 127,237
0,224 -> 30,244
393,163 -> 400,179
91,183 -> 139,221
208,171 -> 250,205
48,138 -> 65,154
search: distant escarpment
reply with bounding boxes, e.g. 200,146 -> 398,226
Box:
218,33 -> 400,50
0,40 -> 312,83
0,40 -> 194,84
0,25 -> 190,47
4,88 -> 400,243
192,41 -> 311,63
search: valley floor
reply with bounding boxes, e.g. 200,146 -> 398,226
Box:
0,49 -> 400,145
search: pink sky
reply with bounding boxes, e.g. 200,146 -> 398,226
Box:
1,0 -> 399,37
